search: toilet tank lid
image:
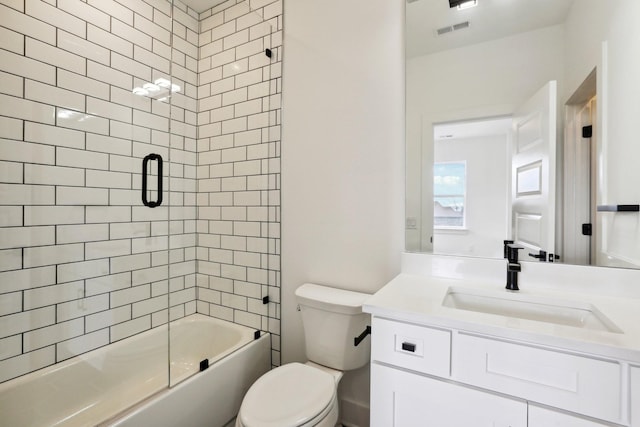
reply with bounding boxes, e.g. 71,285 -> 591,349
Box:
295,283 -> 371,315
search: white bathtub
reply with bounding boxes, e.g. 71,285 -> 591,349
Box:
0,314 -> 270,427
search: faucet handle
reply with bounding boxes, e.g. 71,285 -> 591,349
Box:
506,244 -> 524,262
507,262 -> 521,272
503,240 -> 514,258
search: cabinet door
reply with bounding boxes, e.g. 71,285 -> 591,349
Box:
632,367 -> 640,427
529,405 -> 611,426
371,363 -> 526,427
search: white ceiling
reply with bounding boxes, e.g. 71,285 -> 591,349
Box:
407,0 -> 575,58
181,1 -> 575,58
180,0 -> 227,13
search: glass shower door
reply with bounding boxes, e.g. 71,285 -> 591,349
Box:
0,0 -> 280,423
0,0 -> 175,423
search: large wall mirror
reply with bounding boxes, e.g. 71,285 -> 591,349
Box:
406,0 -> 640,269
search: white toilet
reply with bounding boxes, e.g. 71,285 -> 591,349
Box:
235,283 -> 371,427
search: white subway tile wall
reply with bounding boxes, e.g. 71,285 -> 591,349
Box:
0,0 -> 282,383
197,0 -> 282,368
0,0 -> 199,383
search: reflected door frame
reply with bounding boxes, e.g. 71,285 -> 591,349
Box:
418,105 -> 515,254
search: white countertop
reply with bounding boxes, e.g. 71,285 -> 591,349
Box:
363,273 -> 640,363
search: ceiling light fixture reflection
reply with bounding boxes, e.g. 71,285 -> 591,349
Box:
133,78 -> 182,99
155,78 -> 180,92
143,83 -> 160,92
449,0 -> 477,10
57,109 -> 92,122
57,109 -> 73,119
132,87 -> 149,96
154,78 -> 171,88
457,1 -> 477,10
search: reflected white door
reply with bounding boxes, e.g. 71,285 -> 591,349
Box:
511,81 -> 557,259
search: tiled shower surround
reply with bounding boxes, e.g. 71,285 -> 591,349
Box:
0,0 -> 282,383
195,0 -> 282,364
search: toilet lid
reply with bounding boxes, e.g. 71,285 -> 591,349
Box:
239,363 -> 336,427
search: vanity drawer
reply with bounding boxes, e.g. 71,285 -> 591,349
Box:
453,333 -> 622,424
371,317 -> 450,377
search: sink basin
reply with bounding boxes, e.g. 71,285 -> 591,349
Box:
442,287 -> 622,333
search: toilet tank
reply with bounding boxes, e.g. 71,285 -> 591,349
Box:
295,283 -> 371,371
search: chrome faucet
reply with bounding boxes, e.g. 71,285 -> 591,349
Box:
504,242 -> 523,291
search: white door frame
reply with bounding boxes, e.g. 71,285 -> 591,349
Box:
420,105 -> 514,254
563,69 -> 597,265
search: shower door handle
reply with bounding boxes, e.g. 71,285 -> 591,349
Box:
142,153 -> 163,208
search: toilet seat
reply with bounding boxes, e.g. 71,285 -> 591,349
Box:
237,362 -> 337,427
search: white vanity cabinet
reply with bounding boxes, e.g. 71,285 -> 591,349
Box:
370,317 -> 628,426
528,406 -> 613,426
371,363 -> 527,427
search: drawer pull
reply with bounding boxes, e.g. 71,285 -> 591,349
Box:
402,342 -> 416,352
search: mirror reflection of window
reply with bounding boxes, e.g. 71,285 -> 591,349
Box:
434,162 -> 466,229
431,117 -> 511,258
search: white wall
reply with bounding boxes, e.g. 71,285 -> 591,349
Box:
281,0 -> 405,425
434,135 -> 509,258
562,0 -> 619,102
406,25 -> 565,253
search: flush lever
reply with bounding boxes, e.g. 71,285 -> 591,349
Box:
354,326 -> 371,347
